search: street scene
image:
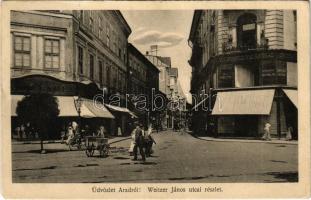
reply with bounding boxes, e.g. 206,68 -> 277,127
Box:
10,9 -> 298,183
12,131 -> 297,183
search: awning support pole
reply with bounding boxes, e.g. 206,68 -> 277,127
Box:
276,89 -> 281,139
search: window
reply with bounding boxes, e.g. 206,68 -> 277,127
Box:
89,54 -> 94,80
44,39 -> 60,69
118,38 -> 122,57
106,64 -> 110,87
78,46 -> 83,74
89,17 -> 94,32
113,32 -> 117,53
99,60 -> 103,84
218,64 -> 234,88
14,36 -> 31,68
106,24 -> 110,47
237,13 -> 257,49
79,10 -> 84,20
123,47 -> 126,61
98,16 -> 103,38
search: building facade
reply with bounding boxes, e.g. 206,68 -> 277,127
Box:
11,10 -> 133,139
189,10 -> 297,139
127,43 -> 160,127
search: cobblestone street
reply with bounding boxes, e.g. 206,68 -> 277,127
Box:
12,131 -> 298,183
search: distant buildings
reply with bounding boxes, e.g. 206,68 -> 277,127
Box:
146,52 -> 187,129
127,43 -> 160,127
10,10 -> 161,139
188,10 -> 297,139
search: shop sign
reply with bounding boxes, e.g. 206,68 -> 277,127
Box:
243,23 -> 255,31
11,75 -> 77,96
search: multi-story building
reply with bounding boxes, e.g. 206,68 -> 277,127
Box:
145,54 -> 172,97
188,10 -> 297,139
127,43 -> 160,128
10,10 -> 133,138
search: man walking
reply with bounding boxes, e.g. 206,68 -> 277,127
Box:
133,123 -> 146,162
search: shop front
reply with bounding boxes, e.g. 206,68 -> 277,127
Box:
212,87 -> 297,139
11,75 -> 115,140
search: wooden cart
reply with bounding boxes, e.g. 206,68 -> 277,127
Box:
85,136 -> 109,157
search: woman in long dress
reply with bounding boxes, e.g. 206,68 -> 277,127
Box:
66,126 -> 74,145
128,128 -> 136,156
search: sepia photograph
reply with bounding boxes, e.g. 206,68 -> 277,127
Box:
9,9 -> 299,183
1,1 -> 310,198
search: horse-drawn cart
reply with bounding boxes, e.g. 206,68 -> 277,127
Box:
85,136 -> 109,157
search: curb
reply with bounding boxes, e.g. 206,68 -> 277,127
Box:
196,137 -> 298,145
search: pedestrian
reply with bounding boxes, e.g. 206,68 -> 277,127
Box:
97,125 -> 106,137
286,126 -> 293,141
15,126 -> 21,139
20,124 -> 26,139
144,124 -> 156,157
66,126 -> 74,144
128,126 -> 136,156
133,123 -> 146,162
262,122 -> 272,141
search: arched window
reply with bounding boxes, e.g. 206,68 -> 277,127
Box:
237,13 -> 257,49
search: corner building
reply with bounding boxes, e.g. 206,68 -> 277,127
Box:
188,10 -> 297,139
11,10 -> 132,138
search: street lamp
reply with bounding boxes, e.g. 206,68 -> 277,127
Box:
75,97 -> 83,127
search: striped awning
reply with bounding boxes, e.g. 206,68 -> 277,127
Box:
105,104 -> 137,118
57,96 -> 79,117
212,89 -> 275,115
11,95 -> 79,117
283,89 -> 298,108
80,98 -> 115,119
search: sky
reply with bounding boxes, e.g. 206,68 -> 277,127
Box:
122,10 -> 194,103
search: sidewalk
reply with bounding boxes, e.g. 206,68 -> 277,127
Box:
195,136 -> 298,145
12,136 -> 131,145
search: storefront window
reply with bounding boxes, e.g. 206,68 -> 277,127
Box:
14,35 -> 31,68
261,60 -> 287,85
44,39 -> 60,69
218,64 -> 234,88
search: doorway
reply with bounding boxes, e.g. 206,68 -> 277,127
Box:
235,116 -> 258,137
237,13 -> 257,49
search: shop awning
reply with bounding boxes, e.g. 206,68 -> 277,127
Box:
283,89 -> 298,108
81,98 -> 114,119
11,95 -> 79,117
11,95 -> 24,116
105,104 -> 137,118
57,96 -> 79,117
11,95 -> 115,119
212,89 -> 275,115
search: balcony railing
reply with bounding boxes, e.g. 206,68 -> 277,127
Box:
222,40 -> 269,53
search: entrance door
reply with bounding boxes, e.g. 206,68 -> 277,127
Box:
235,116 -> 258,137
237,13 -> 257,49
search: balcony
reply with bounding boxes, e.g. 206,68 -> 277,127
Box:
222,41 -> 269,54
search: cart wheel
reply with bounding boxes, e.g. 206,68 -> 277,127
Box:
100,145 -> 109,157
85,145 -> 94,157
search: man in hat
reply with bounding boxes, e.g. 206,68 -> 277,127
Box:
133,123 -> 146,161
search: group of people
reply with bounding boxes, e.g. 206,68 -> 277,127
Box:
129,123 -> 156,162
62,121 -> 108,145
261,122 -> 293,141
14,123 -> 38,140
